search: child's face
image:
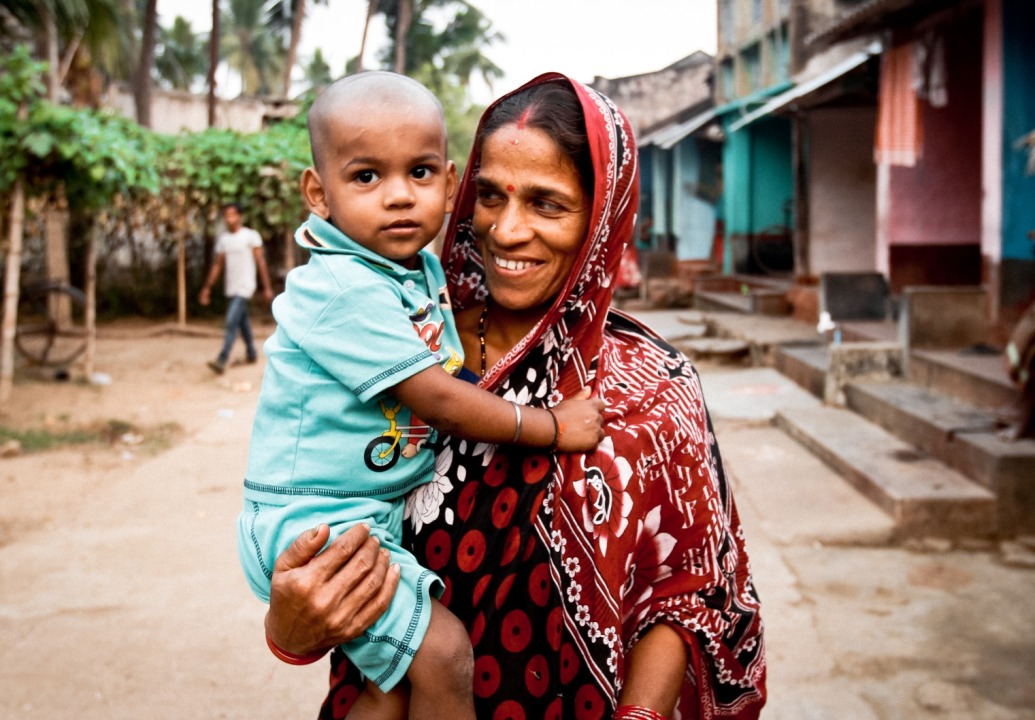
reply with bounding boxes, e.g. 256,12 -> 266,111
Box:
302,104 -> 457,268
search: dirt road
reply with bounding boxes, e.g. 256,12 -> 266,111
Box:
2,317 -> 1033,719
0,321 -> 328,719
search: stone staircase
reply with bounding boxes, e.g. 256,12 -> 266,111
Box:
774,333 -> 1035,539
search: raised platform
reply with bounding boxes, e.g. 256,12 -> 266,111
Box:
776,405 -> 997,539
773,339 -> 1031,537
844,380 -> 1035,535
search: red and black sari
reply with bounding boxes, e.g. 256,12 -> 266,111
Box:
321,73 -> 765,720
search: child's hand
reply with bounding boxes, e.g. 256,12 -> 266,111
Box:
551,387 -> 605,452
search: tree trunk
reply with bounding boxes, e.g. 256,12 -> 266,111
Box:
0,179 -> 26,403
357,0 -> 378,73
43,7 -> 60,101
44,204 -> 71,325
134,0 -> 159,127
208,0 -> 220,127
282,0 -> 306,97
177,232 -> 187,328
83,223 -> 98,380
394,0 -> 411,75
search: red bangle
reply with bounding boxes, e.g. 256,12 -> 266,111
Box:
265,630 -> 328,666
613,706 -> 667,720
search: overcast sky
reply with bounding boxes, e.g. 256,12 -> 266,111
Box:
160,0 -> 717,102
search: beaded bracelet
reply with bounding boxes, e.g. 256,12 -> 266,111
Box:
265,631 -> 328,666
613,706 -> 667,720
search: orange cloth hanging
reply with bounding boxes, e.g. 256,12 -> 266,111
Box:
875,43 -> 923,166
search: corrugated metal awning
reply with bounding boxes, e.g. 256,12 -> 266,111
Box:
726,40 -> 882,133
639,82 -> 794,149
639,108 -> 719,149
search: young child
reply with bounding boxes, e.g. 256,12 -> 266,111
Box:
236,72 -> 605,720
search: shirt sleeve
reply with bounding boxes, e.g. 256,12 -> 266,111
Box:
273,259 -> 438,403
247,228 -> 263,249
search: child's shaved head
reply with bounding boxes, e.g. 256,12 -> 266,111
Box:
307,71 -> 447,172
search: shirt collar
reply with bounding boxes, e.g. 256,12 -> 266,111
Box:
297,213 -> 426,279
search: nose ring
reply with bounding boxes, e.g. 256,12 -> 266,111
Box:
490,224 -> 497,233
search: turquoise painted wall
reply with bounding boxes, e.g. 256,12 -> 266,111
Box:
720,115 -> 793,270
672,139 -> 720,260
649,145 -> 671,242
1002,0 -> 1035,263
749,117 -> 794,233
721,116 -> 792,235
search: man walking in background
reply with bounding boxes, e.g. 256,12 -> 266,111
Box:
198,203 -> 274,374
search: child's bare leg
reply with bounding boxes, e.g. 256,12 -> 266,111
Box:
405,599 -> 475,720
345,680 -> 408,720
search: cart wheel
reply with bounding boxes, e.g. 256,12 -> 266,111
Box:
15,283 -> 87,367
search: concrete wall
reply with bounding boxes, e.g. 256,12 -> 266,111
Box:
103,86 -> 298,135
884,18 -> 983,249
592,53 -> 714,134
808,106 -> 877,274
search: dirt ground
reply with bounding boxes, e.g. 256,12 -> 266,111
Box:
3,315 -> 1034,720
0,318 -> 331,719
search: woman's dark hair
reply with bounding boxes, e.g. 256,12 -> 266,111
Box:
478,81 -> 594,196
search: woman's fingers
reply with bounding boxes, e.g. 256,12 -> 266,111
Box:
273,523 -> 332,573
332,556 -> 401,642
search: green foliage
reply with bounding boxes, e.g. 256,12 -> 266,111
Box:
0,45 -> 163,206
1,43 -> 311,317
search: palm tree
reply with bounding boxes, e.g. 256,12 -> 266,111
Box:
437,3 -> 503,93
267,0 -> 328,97
221,0 -> 284,96
207,0 -> 218,126
134,0 -> 157,126
155,16 -> 207,91
393,0 -> 412,74
355,0 -> 379,73
373,0 -> 504,93
303,47 -> 332,90
0,0 -> 127,99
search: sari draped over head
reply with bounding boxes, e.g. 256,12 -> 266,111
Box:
321,73 -> 765,720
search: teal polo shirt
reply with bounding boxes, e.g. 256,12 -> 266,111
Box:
245,214 -> 464,501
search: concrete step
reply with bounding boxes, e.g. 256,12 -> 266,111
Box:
844,379 -> 1035,535
908,348 -> 1018,412
774,344 -> 828,398
693,289 -> 752,314
776,405 -> 997,539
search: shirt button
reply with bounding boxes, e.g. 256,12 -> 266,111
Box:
403,280 -> 416,289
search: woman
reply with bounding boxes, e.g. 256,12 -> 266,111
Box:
265,73 -> 766,719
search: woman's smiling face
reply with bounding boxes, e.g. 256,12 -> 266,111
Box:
473,123 -> 590,313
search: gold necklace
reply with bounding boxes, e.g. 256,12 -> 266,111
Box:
478,300 -> 489,378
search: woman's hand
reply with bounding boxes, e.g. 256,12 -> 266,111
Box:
551,387 -> 606,452
264,523 -> 401,656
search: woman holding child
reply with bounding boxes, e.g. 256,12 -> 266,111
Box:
264,73 -> 766,719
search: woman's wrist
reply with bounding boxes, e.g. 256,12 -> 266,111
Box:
265,629 -> 328,665
613,706 -> 666,720
547,408 -> 561,450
